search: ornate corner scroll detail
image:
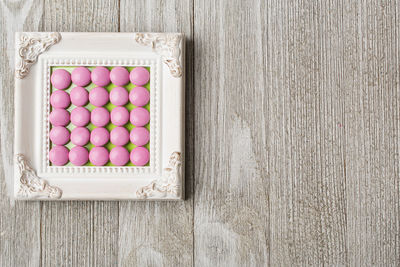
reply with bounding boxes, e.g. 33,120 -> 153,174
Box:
136,152 -> 182,199
135,33 -> 183,78
15,32 -> 61,79
16,154 -> 62,199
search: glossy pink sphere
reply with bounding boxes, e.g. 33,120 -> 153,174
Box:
111,107 -> 129,126
49,145 -> 69,166
51,69 -> 71,90
50,126 -> 70,145
130,67 -> 150,86
91,107 -> 110,127
71,67 -> 91,86
71,107 -> 90,126
110,67 -> 130,86
69,146 -> 89,166
109,146 -> 129,166
110,87 -> 129,106
90,127 -> 109,146
130,126 -> 149,146
50,90 -> 70,108
89,146 -> 109,166
130,107 -> 150,126
110,126 -> 129,146
130,146 -> 150,166
91,67 -> 110,86
49,108 -> 70,126
71,127 -> 90,146
129,86 -> 149,107
70,86 -> 89,106
89,87 -> 109,107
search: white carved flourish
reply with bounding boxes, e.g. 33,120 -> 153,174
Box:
16,154 -> 62,199
136,152 -> 182,199
135,33 -> 183,78
15,32 -> 61,79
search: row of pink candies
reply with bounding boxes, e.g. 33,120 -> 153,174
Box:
51,66 -> 149,89
50,106 -> 149,128
50,125 -> 149,149
50,145 -> 149,166
51,86 -> 150,108
49,66 -> 150,166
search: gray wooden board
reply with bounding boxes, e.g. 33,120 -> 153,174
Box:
1,1 -> 44,267
343,1 -> 400,266
193,0 -> 270,266
118,1 -> 194,266
0,0 -> 399,266
40,1 -> 120,267
266,1 -> 348,265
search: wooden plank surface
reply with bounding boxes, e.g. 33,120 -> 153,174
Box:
40,1 -> 120,267
0,1 -> 44,266
193,0 -> 270,266
0,0 -> 400,266
343,1 -> 400,266
266,1 -> 348,265
118,1 -> 194,266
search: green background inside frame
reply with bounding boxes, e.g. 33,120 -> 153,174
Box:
50,66 -> 151,167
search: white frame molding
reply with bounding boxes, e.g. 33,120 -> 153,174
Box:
14,32 -> 185,200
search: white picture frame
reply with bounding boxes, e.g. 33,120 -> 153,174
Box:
14,32 -> 185,200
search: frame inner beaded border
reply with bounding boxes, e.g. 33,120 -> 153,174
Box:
41,58 -> 159,175
49,66 -> 150,167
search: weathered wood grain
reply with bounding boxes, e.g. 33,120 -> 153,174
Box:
40,1 -> 120,267
343,1 -> 400,266
118,1 -> 194,266
41,0 -> 119,32
267,1 -> 348,265
0,1 -> 44,266
193,1 -> 270,266
40,201 -> 119,267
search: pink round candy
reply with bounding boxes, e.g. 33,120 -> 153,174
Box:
89,146 -> 109,166
89,87 -> 109,107
71,107 -> 90,126
111,107 -> 129,126
130,147 -> 150,166
130,67 -> 150,86
50,90 -> 70,108
110,67 -> 130,86
91,67 -> 110,86
71,127 -> 90,146
50,126 -> 70,145
49,108 -> 70,126
110,146 -> 129,166
70,87 -> 89,106
110,127 -> 129,146
130,127 -> 149,146
49,145 -> 69,166
91,107 -> 110,127
90,127 -> 109,146
110,87 -> 128,106
129,86 -> 150,106
130,107 -> 150,126
69,146 -> 89,166
71,67 -> 91,86
51,69 -> 71,90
